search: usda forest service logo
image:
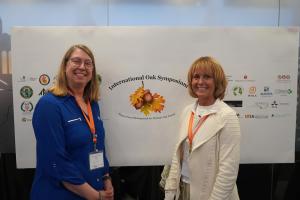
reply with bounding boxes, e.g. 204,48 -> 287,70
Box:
20,86 -> 33,99
39,74 -> 50,85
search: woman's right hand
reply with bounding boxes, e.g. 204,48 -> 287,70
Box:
99,189 -> 113,200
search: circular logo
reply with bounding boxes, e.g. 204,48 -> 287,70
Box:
39,74 -> 50,85
233,86 -> 243,96
21,101 -> 33,113
20,86 -> 33,99
249,86 -> 256,94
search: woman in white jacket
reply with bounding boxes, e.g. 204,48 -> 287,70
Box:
164,56 -> 241,200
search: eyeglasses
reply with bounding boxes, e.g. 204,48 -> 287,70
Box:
69,57 -> 93,69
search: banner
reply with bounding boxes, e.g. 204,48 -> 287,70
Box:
12,27 -> 298,168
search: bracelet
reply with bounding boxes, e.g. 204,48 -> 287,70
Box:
102,174 -> 111,181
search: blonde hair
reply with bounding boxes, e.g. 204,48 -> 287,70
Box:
48,44 -> 100,101
187,56 -> 227,100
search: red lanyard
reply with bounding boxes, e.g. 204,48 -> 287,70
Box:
75,99 -> 97,150
188,112 -> 209,151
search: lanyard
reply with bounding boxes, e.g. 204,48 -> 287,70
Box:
187,112 -> 209,152
75,99 -> 97,151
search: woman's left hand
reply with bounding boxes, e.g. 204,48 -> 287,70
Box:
100,179 -> 113,200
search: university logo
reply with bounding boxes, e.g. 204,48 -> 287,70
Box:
21,101 -> 33,113
20,86 -> 33,99
39,74 -> 50,85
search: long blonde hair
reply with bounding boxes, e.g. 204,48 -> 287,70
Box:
48,44 -> 100,101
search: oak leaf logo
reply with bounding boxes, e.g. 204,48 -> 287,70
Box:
129,84 -> 165,116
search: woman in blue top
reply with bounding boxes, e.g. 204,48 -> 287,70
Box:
31,44 -> 113,200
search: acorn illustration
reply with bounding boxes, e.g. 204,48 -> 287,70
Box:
143,89 -> 153,103
129,82 -> 165,115
134,100 -> 144,110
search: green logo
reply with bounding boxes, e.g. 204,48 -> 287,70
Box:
233,86 -> 243,96
20,86 -> 33,99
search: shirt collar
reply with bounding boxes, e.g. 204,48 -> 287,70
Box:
191,99 -> 220,116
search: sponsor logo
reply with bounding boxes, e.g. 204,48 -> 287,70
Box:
277,74 -> 291,83
21,117 -> 32,122
260,86 -> 273,97
277,74 -> 290,80
39,88 -> 47,96
254,114 -> 269,119
271,113 -> 291,118
271,101 -> 278,108
270,100 -> 289,108
279,102 -> 289,106
255,102 -> 269,109
235,74 -> 255,82
18,76 -> 26,82
30,77 -> 38,81
18,76 -> 37,82
39,74 -> 50,85
248,86 -> 257,97
224,100 -> 243,107
21,101 -> 33,113
245,114 -> 254,118
236,113 -> 244,119
245,113 -> 268,119
226,75 -> 233,82
20,86 -> 33,99
274,89 -> 292,96
232,86 -> 243,96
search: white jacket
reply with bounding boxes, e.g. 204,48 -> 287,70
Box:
165,99 -> 240,200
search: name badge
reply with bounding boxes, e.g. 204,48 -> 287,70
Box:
89,151 -> 104,170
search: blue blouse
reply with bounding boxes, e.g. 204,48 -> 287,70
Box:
31,93 -> 110,200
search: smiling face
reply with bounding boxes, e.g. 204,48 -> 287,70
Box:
65,48 -> 94,91
188,57 -> 227,104
191,68 -> 216,106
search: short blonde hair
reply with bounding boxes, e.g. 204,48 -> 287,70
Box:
187,56 -> 227,100
48,44 -> 100,101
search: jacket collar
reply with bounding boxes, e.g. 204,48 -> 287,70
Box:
191,113 -> 224,152
180,99 -> 225,152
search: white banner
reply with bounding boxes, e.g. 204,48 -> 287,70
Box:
12,27 -> 298,168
